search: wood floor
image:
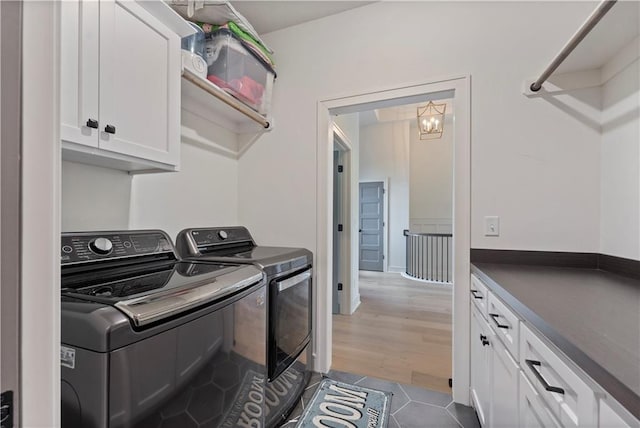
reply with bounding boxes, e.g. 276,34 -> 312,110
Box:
332,270 -> 453,393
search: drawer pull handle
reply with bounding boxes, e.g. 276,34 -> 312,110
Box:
470,289 -> 483,299
525,359 -> 565,395
489,313 -> 509,329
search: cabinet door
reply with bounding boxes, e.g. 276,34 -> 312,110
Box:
491,336 -> 519,427
519,371 -> 561,428
98,0 -> 180,166
470,306 -> 491,427
60,0 -> 99,148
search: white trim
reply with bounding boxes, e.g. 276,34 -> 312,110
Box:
359,178 -> 389,272
333,124 -> 352,152
21,1 -> 61,426
316,76 -> 471,405
332,125 -> 353,315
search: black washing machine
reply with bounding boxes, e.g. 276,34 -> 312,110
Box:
61,230 -> 270,428
176,226 -> 313,427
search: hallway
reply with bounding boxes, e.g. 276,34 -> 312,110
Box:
332,271 -> 453,393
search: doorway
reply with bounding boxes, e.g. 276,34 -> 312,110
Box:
317,76 -> 471,404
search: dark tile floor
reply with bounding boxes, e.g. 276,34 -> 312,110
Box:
280,370 -> 480,428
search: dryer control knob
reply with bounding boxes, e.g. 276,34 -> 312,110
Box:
89,237 -> 113,255
218,230 -> 228,240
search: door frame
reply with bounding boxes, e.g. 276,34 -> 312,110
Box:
316,75 -> 471,404
1,1 -> 23,425
358,179 -> 389,273
332,125 -> 354,315
21,1 -> 61,426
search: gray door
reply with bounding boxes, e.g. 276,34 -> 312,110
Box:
359,182 -> 384,271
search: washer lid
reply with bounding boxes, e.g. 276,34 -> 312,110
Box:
114,264 -> 263,327
63,262 -> 263,327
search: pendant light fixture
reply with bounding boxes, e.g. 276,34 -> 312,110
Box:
417,101 -> 446,140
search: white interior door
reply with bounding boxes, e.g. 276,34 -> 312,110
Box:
359,181 -> 384,272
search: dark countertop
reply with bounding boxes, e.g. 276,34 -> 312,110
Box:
471,262 -> 640,419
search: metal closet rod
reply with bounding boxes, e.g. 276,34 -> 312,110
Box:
530,0 -> 617,92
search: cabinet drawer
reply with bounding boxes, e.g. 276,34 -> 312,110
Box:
487,293 -> 520,359
520,324 -> 596,428
470,274 -> 489,315
519,370 -> 562,428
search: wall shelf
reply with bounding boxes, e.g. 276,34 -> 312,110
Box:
181,68 -> 272,135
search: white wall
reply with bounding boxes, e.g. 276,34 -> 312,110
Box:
359,121 -> 410,272
130,141 -> 239,239
409,117 -> 454,233
62,119 -> 240,240
61,161 -> 132,231
238,1 -> 602,263
600,58 -> 640,260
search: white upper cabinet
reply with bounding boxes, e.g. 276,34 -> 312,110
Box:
61,0 -> 182,172
60,0 -> 100,148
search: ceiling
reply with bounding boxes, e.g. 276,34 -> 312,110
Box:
230,1 -> 374,34
359,99 -> 454,128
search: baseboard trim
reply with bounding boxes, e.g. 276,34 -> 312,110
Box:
350,298 -> 361,314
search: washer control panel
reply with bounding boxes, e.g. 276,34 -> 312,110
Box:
61,231 -> 174,264
190,227 -> 253,247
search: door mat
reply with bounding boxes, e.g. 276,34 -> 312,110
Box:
295,379 -> 391,428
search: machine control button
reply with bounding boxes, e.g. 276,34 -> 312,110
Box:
218,230 -> 228,240
123,241 -> 132,248
62,245 -> 73,254
89,237 -> 113,255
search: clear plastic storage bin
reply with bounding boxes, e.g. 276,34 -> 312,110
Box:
204,29 -> 275,115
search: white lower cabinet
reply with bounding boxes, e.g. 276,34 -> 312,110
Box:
519,371 -> 562,428
469,274 -> 635,428
599,398 -> 637,428
491,335 -> 519,427
471,304 -> 492,427
520,324 -> 596,428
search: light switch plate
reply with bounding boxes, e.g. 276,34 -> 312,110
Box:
484,216 -> 500,236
